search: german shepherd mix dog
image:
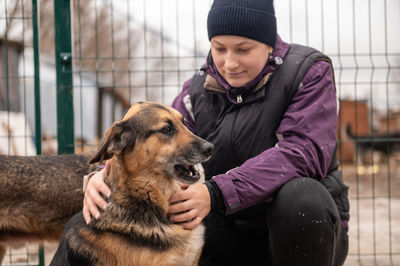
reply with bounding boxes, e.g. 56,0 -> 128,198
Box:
50,102 -> 213,266
0,153 -> 92,263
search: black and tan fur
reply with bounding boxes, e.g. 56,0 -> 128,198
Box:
0,153 -> 92,263
50,102 -> 213,266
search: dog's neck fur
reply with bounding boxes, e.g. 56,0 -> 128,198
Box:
93,158 -> 185,251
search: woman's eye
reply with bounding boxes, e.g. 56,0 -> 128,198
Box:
214,47 -> 225,52
238,48 -> 250,53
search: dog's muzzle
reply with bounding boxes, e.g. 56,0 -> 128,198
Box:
173,141 -> 214,184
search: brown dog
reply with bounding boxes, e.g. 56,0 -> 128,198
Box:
0,153 -> 92,263
50,102 -> 213,266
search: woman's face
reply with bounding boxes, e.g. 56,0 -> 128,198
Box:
210,35 -> 273,88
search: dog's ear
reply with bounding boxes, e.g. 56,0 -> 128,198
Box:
90,120 -> 136,164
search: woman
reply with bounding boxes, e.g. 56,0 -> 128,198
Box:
83,0 -> 349,265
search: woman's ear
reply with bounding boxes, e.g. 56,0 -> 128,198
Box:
267,45 -> 273,55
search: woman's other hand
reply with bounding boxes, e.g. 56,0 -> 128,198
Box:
82,161 -> 112,224
168,182 -> 211,230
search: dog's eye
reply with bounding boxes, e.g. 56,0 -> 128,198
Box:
161,126 -> 174,135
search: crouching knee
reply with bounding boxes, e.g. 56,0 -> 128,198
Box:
266,177 -> 342,266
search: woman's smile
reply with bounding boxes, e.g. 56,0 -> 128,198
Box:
226,71 -> 245,77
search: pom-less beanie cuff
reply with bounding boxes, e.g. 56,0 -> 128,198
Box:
207,1 -> 277,48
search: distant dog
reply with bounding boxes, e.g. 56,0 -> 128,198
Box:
0,153 -> 92,263
345,124 -> 400,164
50,102 -> 213,266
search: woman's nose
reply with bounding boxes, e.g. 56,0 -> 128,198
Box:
224,52 -> 239,69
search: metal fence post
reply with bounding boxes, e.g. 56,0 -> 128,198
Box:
54,0 -> 74,154
32,0 -> 41,155
32,0 -> 45,264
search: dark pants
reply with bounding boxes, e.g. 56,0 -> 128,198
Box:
199,177 -> 349,266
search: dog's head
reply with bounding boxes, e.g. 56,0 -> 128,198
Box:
90,101 -> 213,184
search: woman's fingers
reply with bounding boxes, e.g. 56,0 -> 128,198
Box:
169,205 -> 197,222
182,216 -> 203,230
89,185 -> 107,209
82,203 -> 91,224
168,197 -> 191,214
95,166 -> 112,199
168,183 -> 211,229
83,193 -> 99,224
92,179 -> 111,203
169,208 -> 202,230
82,164 -> 112,224
168,189 -> 188,204
178,182 -> 189,190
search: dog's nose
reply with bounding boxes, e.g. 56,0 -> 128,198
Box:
201,142 -> 214,157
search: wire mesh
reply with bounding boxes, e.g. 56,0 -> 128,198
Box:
0,0 -> 36,156
0,0 -> 42,264
0,0 -> 399,265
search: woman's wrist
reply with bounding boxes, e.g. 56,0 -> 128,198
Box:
205,179 -> 226,214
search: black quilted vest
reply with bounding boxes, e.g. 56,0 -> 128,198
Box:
189,44 -> 350,222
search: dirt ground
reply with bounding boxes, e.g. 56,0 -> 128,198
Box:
342,163 -> 400,266
2,163 -> 399,266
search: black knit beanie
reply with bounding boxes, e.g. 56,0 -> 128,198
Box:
207,0 -> 277,48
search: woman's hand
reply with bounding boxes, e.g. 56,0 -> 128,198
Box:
168,182 -> 211,230
82,161 -> 112,224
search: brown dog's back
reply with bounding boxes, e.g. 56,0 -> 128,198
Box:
0,154 -> 91,244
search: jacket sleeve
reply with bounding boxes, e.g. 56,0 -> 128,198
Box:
212,60 -> 338,214
171,78 -> 196,133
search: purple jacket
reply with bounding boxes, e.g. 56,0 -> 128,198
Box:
172,36 -> 337,215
